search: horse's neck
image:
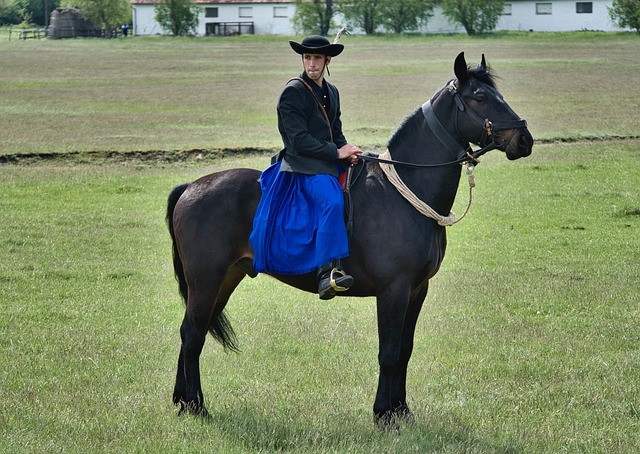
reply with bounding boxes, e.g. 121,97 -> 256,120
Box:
387,108 -> 463,215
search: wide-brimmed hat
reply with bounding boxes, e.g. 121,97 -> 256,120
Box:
289,35 -> 344,57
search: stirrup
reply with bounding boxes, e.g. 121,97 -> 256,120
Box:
330,268 -> 351,291
318,267 -> 354,300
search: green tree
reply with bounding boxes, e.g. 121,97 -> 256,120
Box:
379,0 -> 435,33
292,0 -> 336,35
0,0 -> 20,25
338,0 -> 382,35
609,0 -> 640,33
440,0 -> 505,35
2,0 -> 60,26
75,0 -> 130,30
31,0 -> 61,26
154,0 -> 201,36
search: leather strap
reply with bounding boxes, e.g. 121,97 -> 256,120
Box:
287,77 -> 332,141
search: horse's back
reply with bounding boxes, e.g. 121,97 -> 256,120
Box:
173,168 -> 262,264
177,167 -> 261,214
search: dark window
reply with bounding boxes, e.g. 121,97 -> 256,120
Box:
205,7 -> 218,18
576,2 -> 593,13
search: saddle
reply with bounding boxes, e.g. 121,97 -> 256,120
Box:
339,152 -> 377,237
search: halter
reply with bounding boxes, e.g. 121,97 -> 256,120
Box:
446,80 -> 527,163
355,78 -> 529,226
359,79 -> 528,168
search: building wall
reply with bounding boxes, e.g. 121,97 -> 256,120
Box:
131,0 -> 627,37
498,0 -> 619,31
198,3 -> 295,35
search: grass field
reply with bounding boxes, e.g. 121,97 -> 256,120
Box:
1,33 -> 639,452
1,32 -> 639,156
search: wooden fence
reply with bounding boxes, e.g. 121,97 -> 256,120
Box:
7,28 -> 47,40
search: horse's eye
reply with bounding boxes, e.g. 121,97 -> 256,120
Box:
473,92 -> 487,102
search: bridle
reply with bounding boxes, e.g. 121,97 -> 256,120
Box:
359,79 -> 528,168
353,78 -> 529,226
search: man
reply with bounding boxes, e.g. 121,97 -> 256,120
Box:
250,35 -> 362,300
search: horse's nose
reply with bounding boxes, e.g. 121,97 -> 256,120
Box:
518,129 -> 534,156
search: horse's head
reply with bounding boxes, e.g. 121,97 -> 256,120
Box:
452,52 -> 533,160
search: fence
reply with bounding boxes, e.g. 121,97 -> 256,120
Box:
7,28 -> 46,40
205,22 -> 254,36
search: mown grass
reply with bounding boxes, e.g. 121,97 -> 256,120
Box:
0,32 -> 639,155
2,140 -> 639,452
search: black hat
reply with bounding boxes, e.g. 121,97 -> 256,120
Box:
289,35 -> 344,57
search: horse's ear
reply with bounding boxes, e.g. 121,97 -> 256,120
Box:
480,54 -> 487,69
454,52 -> 468,85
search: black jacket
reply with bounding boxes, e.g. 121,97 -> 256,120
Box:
276,74 -> 348,177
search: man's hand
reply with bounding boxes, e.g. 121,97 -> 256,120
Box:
338,143 -> 363,165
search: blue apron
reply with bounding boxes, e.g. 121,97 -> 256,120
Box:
250,161 -> 349,275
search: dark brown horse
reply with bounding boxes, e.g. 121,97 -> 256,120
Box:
166,53 -> 533,426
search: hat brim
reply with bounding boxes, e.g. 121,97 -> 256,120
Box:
289,40 -> 344,57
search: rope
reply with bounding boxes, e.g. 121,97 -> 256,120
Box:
378,150 -> 476,227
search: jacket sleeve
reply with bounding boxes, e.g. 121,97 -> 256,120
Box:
278,83 -> 339,162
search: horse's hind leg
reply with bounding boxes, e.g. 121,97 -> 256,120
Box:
174,265 -> 246,416
175,289 -> 214,416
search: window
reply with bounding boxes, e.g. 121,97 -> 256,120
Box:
536,2 -> 552,14
502,3 -> 512,15
239,7 -> 253,18
274,6 -> 288,18
205,7 -> 218,18
576,2 -> 593,13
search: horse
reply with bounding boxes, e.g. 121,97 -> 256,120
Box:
166,52 -> 534,426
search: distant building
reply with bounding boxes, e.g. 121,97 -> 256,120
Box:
48,7 -> 96,39
130,0 -> 629,37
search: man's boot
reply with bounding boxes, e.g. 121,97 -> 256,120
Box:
317,262 -> 354,300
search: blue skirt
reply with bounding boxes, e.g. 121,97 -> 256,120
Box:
250,161 -> 349,275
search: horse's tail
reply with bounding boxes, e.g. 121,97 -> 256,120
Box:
167,183 -> 190,304
166,183 -> 240,353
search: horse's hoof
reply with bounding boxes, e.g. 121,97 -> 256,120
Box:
374,411 -> 400,432
393,404 -> 414,422
176,400 -> 209,418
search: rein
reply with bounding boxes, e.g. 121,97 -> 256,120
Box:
357,79 -> 527,226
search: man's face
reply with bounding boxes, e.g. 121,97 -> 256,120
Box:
303,53 -> 330,83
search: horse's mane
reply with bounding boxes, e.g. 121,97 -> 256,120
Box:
467,64 -> 498,89
387,64 -> 498,148
387,107 -> 423,149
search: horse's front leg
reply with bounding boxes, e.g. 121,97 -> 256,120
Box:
394,283 -> 429,420
373,281 -> 411,427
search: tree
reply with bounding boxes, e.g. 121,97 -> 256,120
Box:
292,0 -> 336,36
75,0 -> 130,30
379,0 -> 435,34
440,0 -> 505,35
0,0 -> 29,25
154,0 -> 200,36
609,0 -> 640,34
338,0 -> 382,35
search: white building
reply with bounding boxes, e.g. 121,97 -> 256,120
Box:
130,0 -> 629,37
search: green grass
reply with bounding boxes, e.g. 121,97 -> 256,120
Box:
0,33 -> 639,155
2,141 -> 639,452
1,33 -> 639,452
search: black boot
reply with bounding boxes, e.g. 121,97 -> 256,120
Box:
317,262 -> 354,300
